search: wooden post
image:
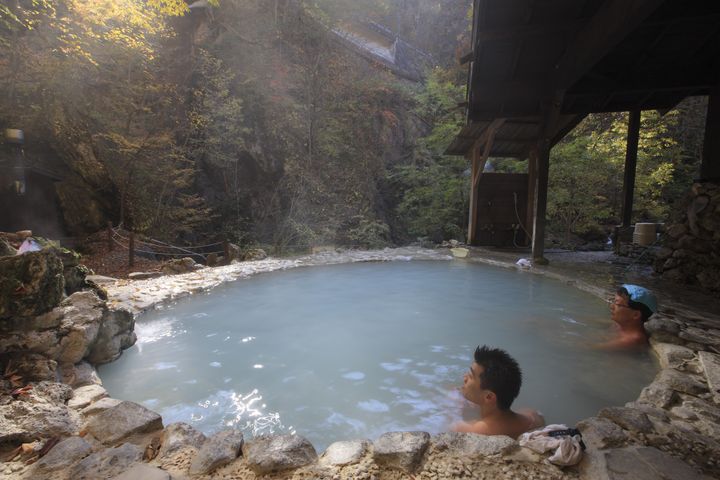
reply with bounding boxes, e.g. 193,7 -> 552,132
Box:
531,142 -> 550,264
526,149 -> 538,246
107,222 -> 113,252
621,110 -> 641,227
467,146 -> 480,245
701,84 -> 720,181
129,232 -> 135,267
467,121 -> 502,245
223,240 -> 230,263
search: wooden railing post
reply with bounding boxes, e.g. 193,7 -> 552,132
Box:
129,231 -> 135,267
107,222 -> 113,252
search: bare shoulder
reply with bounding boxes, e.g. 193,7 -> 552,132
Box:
451,420 -> 492,435
518,409 -> 545,430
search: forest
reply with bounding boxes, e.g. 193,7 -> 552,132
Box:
0,0 -> 707,251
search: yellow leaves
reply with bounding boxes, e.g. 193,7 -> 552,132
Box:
146,0 -> 189,16
52,0 -> 207,63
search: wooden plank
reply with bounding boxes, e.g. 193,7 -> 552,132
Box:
621,110 -> 642,227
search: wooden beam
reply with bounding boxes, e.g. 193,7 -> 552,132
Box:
472,125 -> 500,189
621,110 -> 642,227
563,92 -> 708,114
551,114 -> 587,147
554,0 -> 665,91
701,83 -> 720,181
568,73 -> 719,98
475,21 -> 583,43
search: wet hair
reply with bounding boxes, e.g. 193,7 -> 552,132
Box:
616,287 -> 653,322
473,345 -> 522,410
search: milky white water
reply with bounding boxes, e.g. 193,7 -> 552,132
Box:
99,261 -> 657,449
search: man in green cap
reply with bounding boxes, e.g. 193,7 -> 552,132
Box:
598,284 -> 658,350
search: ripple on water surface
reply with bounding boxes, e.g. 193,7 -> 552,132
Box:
99,261 -> 657,450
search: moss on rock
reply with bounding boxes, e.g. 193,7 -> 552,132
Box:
0,250 -> 65,322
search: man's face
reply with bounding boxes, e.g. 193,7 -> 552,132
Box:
610,293 -> 641,326
462,362 -> 491,406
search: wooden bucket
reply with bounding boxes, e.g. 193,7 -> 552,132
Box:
633,223 -> 656,246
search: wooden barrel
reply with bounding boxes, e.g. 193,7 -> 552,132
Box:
633,223 -> 656,246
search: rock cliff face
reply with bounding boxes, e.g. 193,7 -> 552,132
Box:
0,247 -> 135,388
655,182 -> 720,291
1,290 -> 136,384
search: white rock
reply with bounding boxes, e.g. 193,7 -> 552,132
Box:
68,384 -> 108,409
321,440 -> 368,466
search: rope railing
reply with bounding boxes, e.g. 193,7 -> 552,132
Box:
107,224 -> 227,267
105,223 -> 430,268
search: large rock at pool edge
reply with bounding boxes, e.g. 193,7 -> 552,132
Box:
243,434 -> 318,474
85,401 -> 163,445
86,307 -> 136,365
189,429 -> 243,475
598,446 -> 711,480
70,443 -> 143,480
0,250 -> 64,321
158,422 -> 207,459
432,432 -> 516,457
373,431 -> 430,473
320,440 -> 369,466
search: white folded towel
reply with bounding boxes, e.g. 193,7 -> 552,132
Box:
518,424 -> 584,466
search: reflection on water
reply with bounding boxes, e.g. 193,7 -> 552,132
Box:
99,261 -> 657,450
163,388 -> 293,438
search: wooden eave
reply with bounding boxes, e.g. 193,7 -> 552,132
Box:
446,0 -> 720,158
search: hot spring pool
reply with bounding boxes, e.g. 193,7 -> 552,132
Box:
99,260 -> 657,449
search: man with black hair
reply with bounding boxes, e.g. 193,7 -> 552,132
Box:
597,284 -> 658,350
452,345 -> 544,439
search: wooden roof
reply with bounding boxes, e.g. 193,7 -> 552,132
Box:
446,0 -> 720,157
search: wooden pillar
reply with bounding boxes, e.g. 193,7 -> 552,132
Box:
526,150 -> 538,245
531,142 -> 550,264
701,84 -> 720,181
466,123 -> 500,245
467,145 -> 480,245
621,110 -> 641,227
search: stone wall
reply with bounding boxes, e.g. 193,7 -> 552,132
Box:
654,181 -> 720,292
